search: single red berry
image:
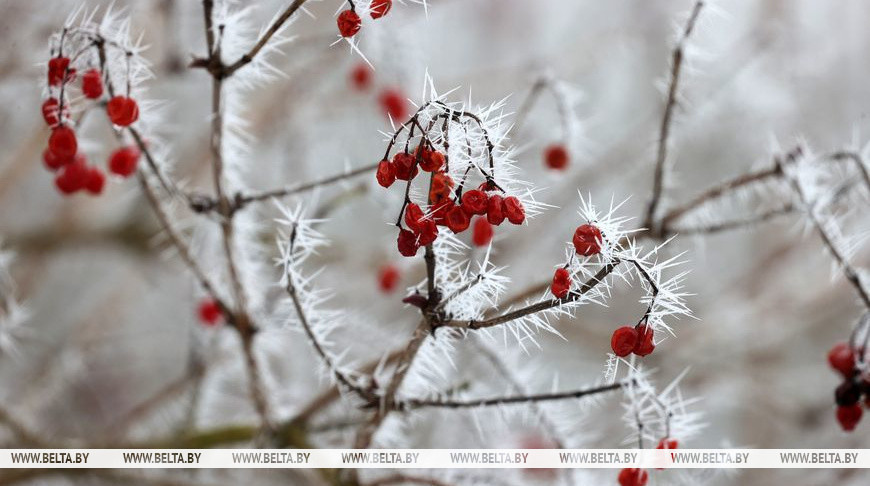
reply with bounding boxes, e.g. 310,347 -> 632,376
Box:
376,159 -> 396,187
84,167 -> 106,195
461,189 -> 489,215
633,323 -> 655,357
392,152 -> 418,181
543,144 -> 569,170
419,150 -> 445,172
47,57 -> 71,86
471,217 -> 493,247
370,0 -> 392,19
379,88 -> 408,121
551,267 -> 571,299
503,196 -> 525,225
478,180 -> 498,192
611,326 -> 639,357
397,228 -> 420,257
106,96 -> 139,126
81,68 -> 103,99
41,98 -> 65,127
487,194 -> 505,225
337,9 -> 362,38
573,224 -> 602,256
198,298 -> 223,326
446,205 -> 471,233
404,202 -> 424,232
430,172 -> 454,201
43,147 -> 72,171
828,342 -> 856,377
108,146 -> 141,177
378,264 -> 400,293
417,219 -> 439,246
48,126 -> 78,160
617,468 -> 648,486
350,63 -> 372,90
836,404 -> 863,431
431,199 -> 455,226
656,438 -> 678,450
54,157 -> 89,195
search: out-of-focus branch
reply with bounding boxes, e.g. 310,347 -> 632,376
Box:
390,382 -> 623,411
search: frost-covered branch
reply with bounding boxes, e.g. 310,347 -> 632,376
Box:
389,382 -> 623,411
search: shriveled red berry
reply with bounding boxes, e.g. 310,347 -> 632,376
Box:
461,189 -> 489,215
828,342 -> 856,377
48,126 -> 77,160
376,159 -> 396,187
656,438 -> 678,450
430,172 -> 454,201
337,9 -> 362,37
106,96 -> 139,126
108,146 -> 140,177
611,326 -> 639,357
379,88 -> 408,121
404,203 -> 424,232
543,144 -> 569,170
573,224 -> 602,256
633,323 -> 655,357
446,205 -> 471,233
41,98 -> 65,127
392,152 -> 418,181
350,63 -> 372,90
503,196 -> 525,225
370,0 -> 392,19
471,217 -> 493,247
419,150 -> 445,172
397,228 -> 420,257
618,468 -> 648,486
81,68 -> 103,99
84,167 -> 106,195
487,194 -> 505,225
378,264 -> 400,293
417,219 -> 439,246
198,298 -> 223,326
837,404 -> 863,431
551,267 -> 571,299
47,57 -> 71,86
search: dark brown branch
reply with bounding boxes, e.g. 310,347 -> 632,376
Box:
223,0 -> 310,77
391,382 -> 623,411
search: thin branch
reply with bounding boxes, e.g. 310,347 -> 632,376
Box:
223,0 -> 310,77
391,382 -> 623,411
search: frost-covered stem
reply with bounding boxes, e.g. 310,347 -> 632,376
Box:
644,0 -> 704,233
671,204 -> 795,235
780,156 -> 870,309
510,76 -> 547,136
223,0 -> 309,77
445,262 -> 619,330
391,382 -> 624,411
364,475 -> 452,486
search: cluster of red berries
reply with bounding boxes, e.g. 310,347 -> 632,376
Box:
827,341 -> 869,431
549,223 -> 603,298
377,145 -> 525,257
337,0 -> 392,38
349,63 -> 409,121
42,57 -> 141,196
543,143 -> 569,170
610,323 -> 655,358
197,298 -> 223,327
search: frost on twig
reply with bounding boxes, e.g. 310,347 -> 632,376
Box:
0,243 -> 28,360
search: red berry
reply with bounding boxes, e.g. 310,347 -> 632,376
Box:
656,438 -> 678,449
828,342 -> 856,377
633,323 -> 655,357
611,326 -> 639,357
48,126 -> 77,160
618,468 -> 648,486
350,63 -> 372,90
486,194 -> 505,225
573,224 -> 602,256
419,149 -> 445,173
397,228 -> 420,257
85,167 -> 106,195
471,217 -> 493,247
378,264 -> 400,293
445,205 -> 470,233
43,147 -> 71,171
47,57 -> 71,86
337,9 -> 362,38
417,219 -> 439,246
431,198 -> 454,226
543,144 -> 569,170
41,98 -> 65,127
376,159 -> 396,187
836,404 -> 863,431
379,88 -> 408,121
404,203 -> 424,232
106,96 -> 139,126
430,172 -> 454,201
461,189 -> 489,215
370,0 -> 392,19
108,146 -> 141,177
81,68 -> 103,99
551,267 -> 571,299
392,152 -> 418,181
54,157 -> 89,195
503,196 -> 525,225
198,298 -> 223,326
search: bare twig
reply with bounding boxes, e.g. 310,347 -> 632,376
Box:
391,382 -> 623,411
